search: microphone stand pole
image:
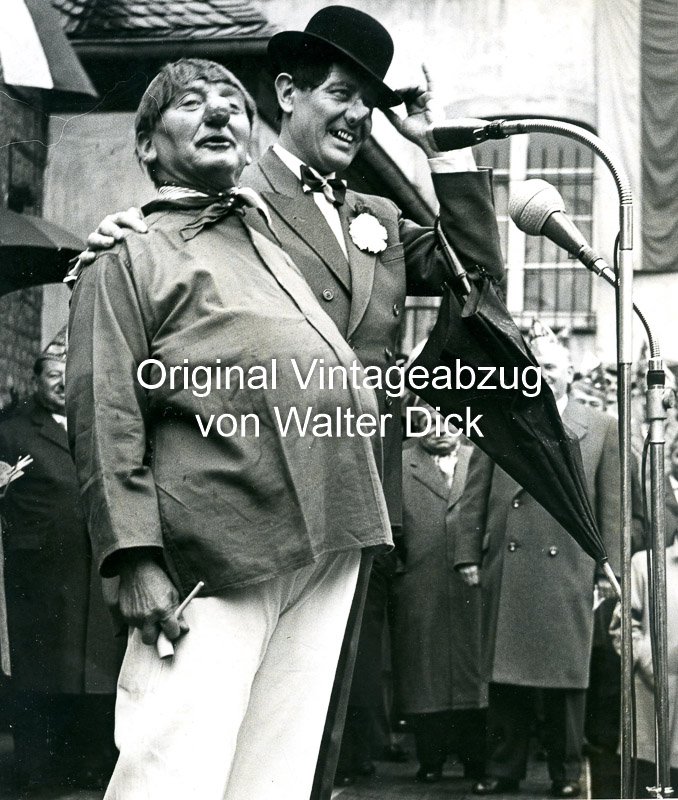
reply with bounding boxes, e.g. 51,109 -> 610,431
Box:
485,119 -> 669,798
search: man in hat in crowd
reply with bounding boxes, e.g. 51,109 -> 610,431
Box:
454,323 -> 641,799
66,58 -> 395,800
0,330 -> 122,792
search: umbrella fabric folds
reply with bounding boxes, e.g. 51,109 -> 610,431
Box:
0,0 -> 97,99
0,207 -> 84,297
406,271 -> 610,569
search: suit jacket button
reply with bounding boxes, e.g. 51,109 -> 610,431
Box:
322,289 -> 334,301
549,546 -> 558,557
508,541 -> 518,552
385,395 -> 394,408
512,499 -> 520,508
393,303 -> 400,317
384,348 -> 393,360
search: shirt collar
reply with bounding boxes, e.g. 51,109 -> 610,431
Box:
272,143 -> 338,182
557,394 -> 568,415
51,412 -> 67,430
157,184 -> 210,201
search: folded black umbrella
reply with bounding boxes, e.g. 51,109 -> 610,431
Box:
0,208 -> 84,297
406,250 -> 610,572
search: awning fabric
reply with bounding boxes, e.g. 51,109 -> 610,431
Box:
0,0 -> 97,97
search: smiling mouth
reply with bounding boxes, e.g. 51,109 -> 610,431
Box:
329,129 -> 357,145
197,134 -> 234,148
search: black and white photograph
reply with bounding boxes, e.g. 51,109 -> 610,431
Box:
0,1 -> 677,799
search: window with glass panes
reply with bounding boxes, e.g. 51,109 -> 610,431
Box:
474,132 -> 595,332
398,132 -> 595,355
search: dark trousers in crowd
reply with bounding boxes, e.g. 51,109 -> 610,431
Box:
486,683 -> 586,782
11,690 -> 117,790
409,708 -> 486,778
335,552 -> 397,782
586,596 -> 622,798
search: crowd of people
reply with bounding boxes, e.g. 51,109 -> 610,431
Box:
0,5 -> 675,800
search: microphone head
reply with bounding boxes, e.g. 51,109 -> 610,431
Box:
508,179 -> 565,235
427,118 -> 492,151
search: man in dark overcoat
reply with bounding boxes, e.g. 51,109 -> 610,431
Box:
455,328 -> 638,798
0,334 -> 122,790
393,417 -> 486,784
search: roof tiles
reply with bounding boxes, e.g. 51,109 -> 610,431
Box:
51,0 -> 274,40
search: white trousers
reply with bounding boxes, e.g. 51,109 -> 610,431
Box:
104,550 -> 361,800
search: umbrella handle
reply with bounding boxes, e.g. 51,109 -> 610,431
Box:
435,220 -> 472,297
601,560 -> 622,602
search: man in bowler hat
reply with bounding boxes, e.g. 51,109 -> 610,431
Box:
80,6 -> 505,794
86,5 -> 505,534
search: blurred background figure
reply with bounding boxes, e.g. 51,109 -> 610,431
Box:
610,434 -> 678,798
455,321 -> 638,799
0,329 -> 123,794
392,407 -> 486,784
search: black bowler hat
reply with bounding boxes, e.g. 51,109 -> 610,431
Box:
268,5 -> 402,108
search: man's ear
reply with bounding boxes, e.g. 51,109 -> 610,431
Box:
136,131 -> 157,169
274,73 -> 296,115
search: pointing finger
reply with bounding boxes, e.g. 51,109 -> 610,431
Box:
422,63 -> 435,95
421,63 -> 444,123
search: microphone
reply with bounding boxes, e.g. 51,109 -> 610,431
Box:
426,118 -> 512,152
508,179 -> 610,274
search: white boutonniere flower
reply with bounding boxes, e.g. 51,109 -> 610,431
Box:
349,211 -> 388,254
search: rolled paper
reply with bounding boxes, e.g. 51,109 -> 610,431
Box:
155,580 -> 205,658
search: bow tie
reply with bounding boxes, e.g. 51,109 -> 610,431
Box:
300,165 -> 347,206
143,187 -> 274,242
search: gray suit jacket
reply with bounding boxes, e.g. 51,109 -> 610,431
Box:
241,148 -> 504,526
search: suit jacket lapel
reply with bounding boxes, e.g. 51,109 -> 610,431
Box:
239,204 -> 279,246
255,149 -> 352,292
448,446 -> 471,507
31,405 -> 69,453
244,222 -> 348,353
562,401 -> 589,443
509,399 -> 589,503
409,444 -> 450,500
342,193 -> 377,338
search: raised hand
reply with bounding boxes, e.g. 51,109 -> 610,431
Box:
78,207 -> 148,267
383,64 -> 442,157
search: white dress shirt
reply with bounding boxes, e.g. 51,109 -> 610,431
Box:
273,144 -> 349,258
271,143 -> 478,261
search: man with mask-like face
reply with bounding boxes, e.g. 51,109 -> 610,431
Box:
76,8 -> 506,792
67,59 -> 394,800
83,5 -> 505,541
